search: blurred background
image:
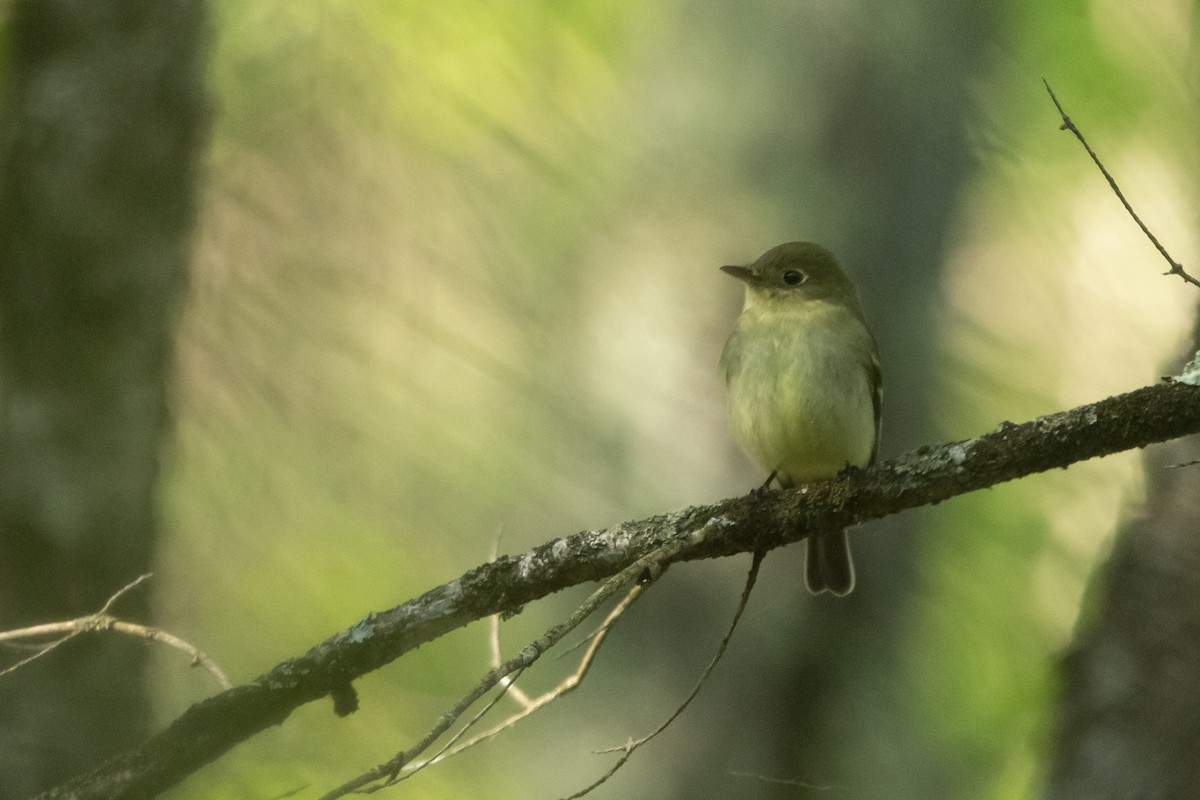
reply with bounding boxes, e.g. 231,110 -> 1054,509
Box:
3,0 -> 1199,798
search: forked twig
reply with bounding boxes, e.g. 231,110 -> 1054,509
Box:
319,521 -> 720,800
0,574 -> 231,688
401,581 -> 649,774
1043,79 -> 1200,289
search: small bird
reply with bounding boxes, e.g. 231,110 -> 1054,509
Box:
719,242 -> 881,596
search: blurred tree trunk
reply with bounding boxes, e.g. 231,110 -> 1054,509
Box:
0,1 -> 208,795
675,2 -> 994,798
776,8 -> 993,797
760,18 -> 991,798
1043,329 -> 1200,800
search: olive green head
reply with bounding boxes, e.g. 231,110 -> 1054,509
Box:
720,242 -> 859,309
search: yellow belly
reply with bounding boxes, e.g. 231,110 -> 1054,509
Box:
722,306 -> 876,485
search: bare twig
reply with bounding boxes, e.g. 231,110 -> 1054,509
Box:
728,771 -> 837,790
486,526 -> 534,708
0,626 -> 82,678
108,620 -> 232,689
557,582 -> 645,661
562,551 -> 765,800
0,574 -> 232,689
97,572 -> 154,614
318,521 -> 718,800
396,663 -> 531,783
401,581 -> 649,775
1043,79 -> 1200,289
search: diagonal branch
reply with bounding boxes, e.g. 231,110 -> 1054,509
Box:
39,379 -> 1200,800
1042,79 -> 1200,289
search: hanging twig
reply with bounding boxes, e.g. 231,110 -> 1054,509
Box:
561,551 -> 765,800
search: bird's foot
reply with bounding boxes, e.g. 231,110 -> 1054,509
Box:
749,469 -> 778,500
837,462 -> 865,478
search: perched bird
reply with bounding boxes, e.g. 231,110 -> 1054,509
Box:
719,242 -> 881,596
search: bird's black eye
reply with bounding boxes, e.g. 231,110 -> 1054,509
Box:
782,269 -> 806,286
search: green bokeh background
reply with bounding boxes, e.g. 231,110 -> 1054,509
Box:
152,1 -> 1199,797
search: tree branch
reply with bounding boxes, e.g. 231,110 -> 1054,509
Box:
1042,79 -> 1200,289
40,379 -> 1200,800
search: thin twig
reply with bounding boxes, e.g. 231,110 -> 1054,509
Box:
558,582 -> 645,660
0,574 -> 232,688
318,522 -> 718,800
393,665 -> 530,784
109,620 -> 233,688
0,627 -> 83,678
403,581 -> 650,774
728,770 -> 837,790
97,572 -> 154,614
561,551 -> 765,800
1165,459 -> 1200,469
486,527 -> 534,708
1043,79 -> 1200,288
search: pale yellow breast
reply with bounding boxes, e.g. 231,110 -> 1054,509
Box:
721,301 -> 876,485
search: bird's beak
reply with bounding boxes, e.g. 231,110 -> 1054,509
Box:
720,264 -> 756,283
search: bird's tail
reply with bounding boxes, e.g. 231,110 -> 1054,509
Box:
804,529 -> 855,597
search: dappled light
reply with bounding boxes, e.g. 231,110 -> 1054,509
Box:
3,1 -> 1195,798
